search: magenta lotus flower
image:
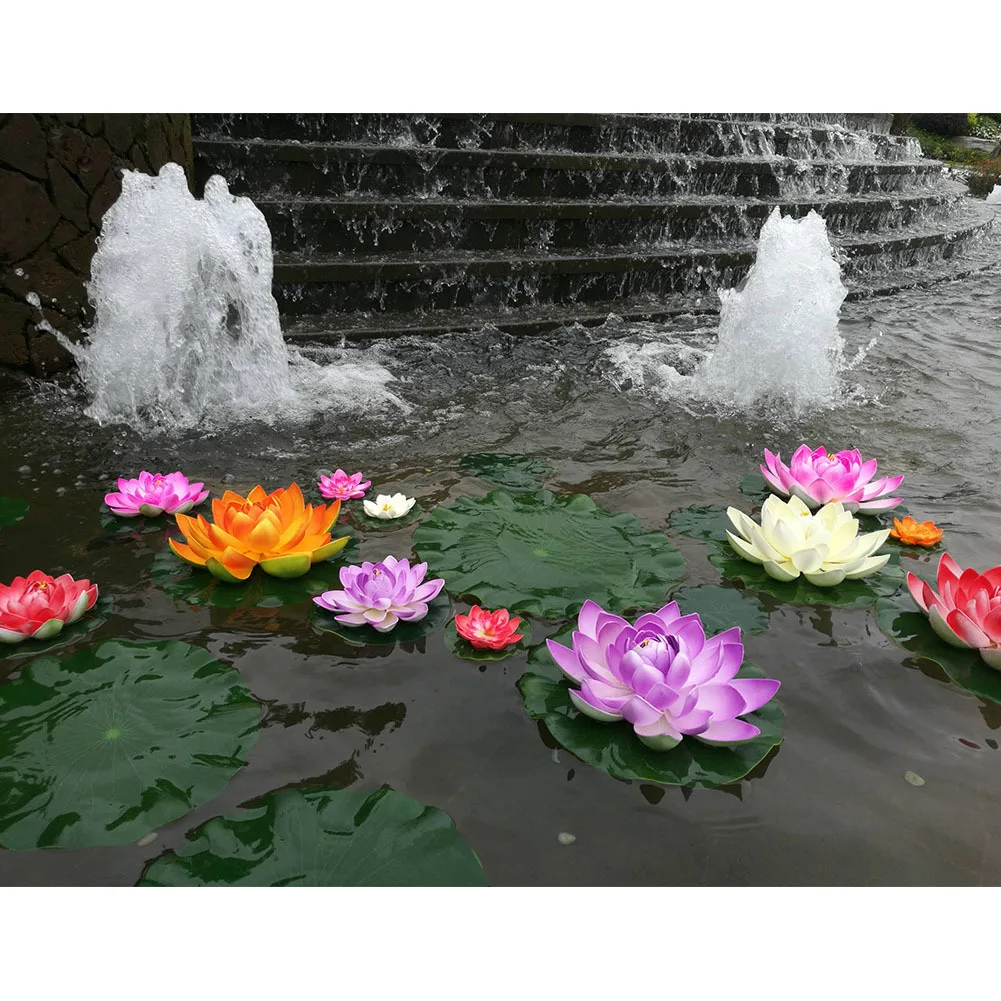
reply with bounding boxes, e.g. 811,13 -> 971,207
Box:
907,553 -> 1001,670
761,445 -> 903,513
0,570 -> 98,644
547,599 -> 780,750
313,555 -> 445,633
105,471 -> 209,518
318,469 -> 371,501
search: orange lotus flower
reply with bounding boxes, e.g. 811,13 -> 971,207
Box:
169,483 -> 349,583
889,516 -> 944,548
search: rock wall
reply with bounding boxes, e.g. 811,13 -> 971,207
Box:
0,114 -> 192,382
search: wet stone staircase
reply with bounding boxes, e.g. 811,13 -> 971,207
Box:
191,113 -> 1000,341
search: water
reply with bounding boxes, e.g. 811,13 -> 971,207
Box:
2,263 -> 1001,885
988,185 -> 1001,205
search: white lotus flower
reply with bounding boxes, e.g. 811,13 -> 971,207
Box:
363,493 -> 416,520
725,495 -> 890,587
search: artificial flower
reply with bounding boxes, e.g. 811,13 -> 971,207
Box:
726,494 -> 890,587
889,516 -> 943,547
547,599 -> 780,750
363,493 -> 416,520
0,571 -> 98,644
318,470 -> 371,501
105,471 -> 209,517
454,605 -> 523,650
313,556 -> 445,633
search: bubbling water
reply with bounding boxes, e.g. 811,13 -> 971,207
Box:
64,163 -> 403,430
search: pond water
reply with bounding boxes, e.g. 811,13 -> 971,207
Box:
1,263 -> 1000,885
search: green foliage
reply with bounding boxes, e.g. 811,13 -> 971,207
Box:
966,159 -> 1001,197
908,124 -> 993,166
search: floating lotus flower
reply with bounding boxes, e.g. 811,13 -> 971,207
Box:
907,553 -> 1001,670
0,571 -> 98,644
890,516 -> 943,548
169,483 -> 349,583
363,493 -> 416,520
318,470 -> 371,502
761,445 -> 903,513
546,599 -> 779,750
726,495 -> 890,587
105,471 -> 209,518
313,556 -> 445,633
454,605 -> 524,650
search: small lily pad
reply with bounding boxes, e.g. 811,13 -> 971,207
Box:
311,593 -> 453,647
139,785 -> 488,886
0,593 -> 112,666
668,504 -> 733,541
443,619 -> 532,662
346,504 -> 423,531
414,489 -> 685,619
459,453 -> 554,492
99,506 -> 175,536
0,639 -> 260,850
904,770 -> 926,787
0,496 -> 29,529
739,473 -> 769,501
669,584 -> 769,635
875,590 -> 1001,705
519,631 -> 783,788
708,540 -> 905,608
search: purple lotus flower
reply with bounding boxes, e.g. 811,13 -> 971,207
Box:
104,471 -> 209,518
761,445 -> 903,513
318,469 -> 371,501
313,555 -> 445,633
546,599 -> 780,750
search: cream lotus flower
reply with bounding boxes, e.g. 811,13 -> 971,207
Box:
363,493 -> 416,520
725,495 -> 890,587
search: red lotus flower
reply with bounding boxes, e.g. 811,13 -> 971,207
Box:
0,570 -> 98,644
454,605 -> 524,650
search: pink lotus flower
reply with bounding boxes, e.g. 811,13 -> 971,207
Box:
105,471 -> 209,518
455,605 -> 524,650
318,470 -> 371,501
907,553 -> 1001,670
547,599 -> 780,750
761,445 -> 903,513
0,570 -> 98,644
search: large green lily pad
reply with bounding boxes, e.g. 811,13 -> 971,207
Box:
139,786 -> 488,886
875,590 -> 1001,705
0,496 -> 29,528
707,540 -> 905,608
667,504 -> 733,541
0,639 -> 260,850
311,593 -> 453,647
413,489 -> 685,619
519,631 -> 783,788
459,453 -> 554,492
669,584 -> 769,635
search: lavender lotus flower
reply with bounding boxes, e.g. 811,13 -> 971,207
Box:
318,469 -> 371,501
546,599 -> 780,750
105,471 -> 209,518
313,555 -> 445,633
761,445 -> 903,513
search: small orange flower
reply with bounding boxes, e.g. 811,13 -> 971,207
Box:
889,516 -> 943,548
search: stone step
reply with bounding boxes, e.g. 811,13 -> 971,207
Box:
194,139 -> 942,201
270,209 -> 998,316
255,191 -> 968,255
192,113 -> 919,160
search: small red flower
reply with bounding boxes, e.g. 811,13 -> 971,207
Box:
454,605 -> 524,651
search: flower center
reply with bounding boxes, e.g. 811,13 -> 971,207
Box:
29,580 -> 49,592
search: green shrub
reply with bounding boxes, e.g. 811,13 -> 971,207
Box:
909,125 -> 993,166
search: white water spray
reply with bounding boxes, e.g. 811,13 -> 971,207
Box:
65,163 -> 404,430
698,207 -> 846,412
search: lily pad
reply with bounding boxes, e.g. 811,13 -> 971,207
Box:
519,632 -> 783,788
707,540 -> 905,608
739,472 -> 769,501
0,639 -> 260,850
443,619 -> 533,662
0,593 -> 113,666
0,496 -> 29,529
151,545 -> 354,610
875,590 -> 1001,705
668,504 -> 733,541
311,593 -> 453,647
99,506 -> 175,537
413,489 -> 685,619
346,503 -> 424,531
139,785 -> 488,886
669,584 -> 769,635
459,453 -> 554,492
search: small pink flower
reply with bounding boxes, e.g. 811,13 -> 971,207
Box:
318,469 -> 371,501
0,570 -> 98,644
455,606 -> 524,650
105,471 -> 209,518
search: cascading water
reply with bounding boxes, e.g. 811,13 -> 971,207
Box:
65,163 -> 404,431
698,207 -> 846,412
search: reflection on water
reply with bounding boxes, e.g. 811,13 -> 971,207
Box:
1,265 -> 1000,884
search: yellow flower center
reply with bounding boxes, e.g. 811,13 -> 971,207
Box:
30,580 -> 48,591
